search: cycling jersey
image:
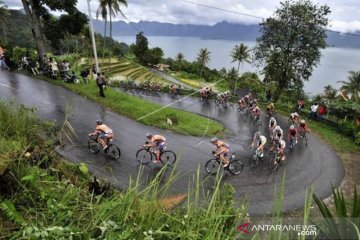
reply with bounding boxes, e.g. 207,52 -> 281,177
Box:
151,135 -> 166,144
96,124 -> 113,134
289,128 -> 297,137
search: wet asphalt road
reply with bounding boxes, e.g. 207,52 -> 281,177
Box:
0,71 -> 344,215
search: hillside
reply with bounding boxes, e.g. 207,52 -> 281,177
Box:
93,19 -> 360,48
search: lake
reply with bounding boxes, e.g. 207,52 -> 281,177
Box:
115,35 -> 360,95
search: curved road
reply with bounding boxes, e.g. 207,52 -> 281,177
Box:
0,71 -> 344,215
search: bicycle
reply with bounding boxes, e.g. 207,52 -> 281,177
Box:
299,130 -> 308,147
288,137 -> 297,152
268,151 -> 282,171
88,135 -> 121,160
205,152 -> 244,175
136,142 -> 177,166
248,147 -> 265,168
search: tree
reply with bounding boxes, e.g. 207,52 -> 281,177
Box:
97,0 -> 108,60
176,52 -> 184,71
0,0 -> 10,44
323,85 -> 337,101
21,0 -> 87,61
196,48 -> 211,78
254,0 -> 330,101
101,0 -> 127,65
226,67 -> 238,92
230,43 -> 251,94
132,32 -> 149,64
143,47 -> 164,66
338,71 -> 360,102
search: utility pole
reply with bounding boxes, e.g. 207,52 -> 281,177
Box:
87,0 -> 99,73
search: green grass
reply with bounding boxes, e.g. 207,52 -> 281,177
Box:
51,81 -> 225,137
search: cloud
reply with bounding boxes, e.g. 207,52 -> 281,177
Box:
4,0 -> 360,32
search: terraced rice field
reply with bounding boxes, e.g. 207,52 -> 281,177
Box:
83,58 -> 168,83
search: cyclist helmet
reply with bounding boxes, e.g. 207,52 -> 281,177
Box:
274,126 -> 281,132
255,132 -> 261,138
270,117 -> 276,123
300,119 -> 305,124
146,133 -> 152,138
210,137 -> 218,143
96,119 -> 102,125
270,102 -> 274,107
290,125 -> 295,130
253,99 -> 258,103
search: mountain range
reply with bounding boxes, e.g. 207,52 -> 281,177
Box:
93,19 -> 360,48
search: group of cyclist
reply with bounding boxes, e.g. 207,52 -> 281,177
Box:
89,120 -> 167,163
199,87 -> 214,101
238,92 -> 262,121
89,89 -> 311,169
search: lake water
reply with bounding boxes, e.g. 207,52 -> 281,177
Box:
115,35 -> 360,95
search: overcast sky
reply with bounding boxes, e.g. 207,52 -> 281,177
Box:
4,0 -> 360,32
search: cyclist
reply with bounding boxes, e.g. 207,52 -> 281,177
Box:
299,119 -> 310,137
268,117 -> 277,135
276,139 -> 287,161
273,125 -> 284,141
238,97 -> 246,110
210,137 -> 230,167
244,92 -> 252,104
199,87 -> 209,100
289,112 -> 300,125
169,84 -> 177,94
250,132 -> 267,157
88,120 -> 113,149
252,105 -> 261,120
266,103 -> 276,117
144,133 -> 166,163
288,125 -> 298,145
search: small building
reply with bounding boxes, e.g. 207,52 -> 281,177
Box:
155,63 -> 170,72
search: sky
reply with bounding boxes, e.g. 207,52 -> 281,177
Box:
4,0 -> 360,33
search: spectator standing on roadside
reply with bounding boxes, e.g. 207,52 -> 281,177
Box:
309,103 -> 319,120
318,104 -> 327,120
80,69 -> 90,84
96,72 -> 106,97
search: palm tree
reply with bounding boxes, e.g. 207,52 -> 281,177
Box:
338,71 -> 360,102
99,0 -> 128,66
196,48 -> 211,78
323,85 -> 337,101
96,1 -> 108,61
230,43 -> 250,94
176,52 -> 184,72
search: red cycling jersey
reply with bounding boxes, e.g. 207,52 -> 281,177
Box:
289,128 -> 297,137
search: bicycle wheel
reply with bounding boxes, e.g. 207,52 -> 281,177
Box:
228,159 -> 244,175
268,157 -> 279,171
205,159 -> 221,175
136,149 -> 153,164
249,154 -> 259,168
160,150 -> 177,166
88,139 -> 100,154
304,136 -> 308,147
106,144 -> 121,160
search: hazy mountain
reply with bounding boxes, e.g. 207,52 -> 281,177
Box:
93,19 -> 360,48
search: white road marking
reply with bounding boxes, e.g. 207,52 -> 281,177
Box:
0,83 -> 15,89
